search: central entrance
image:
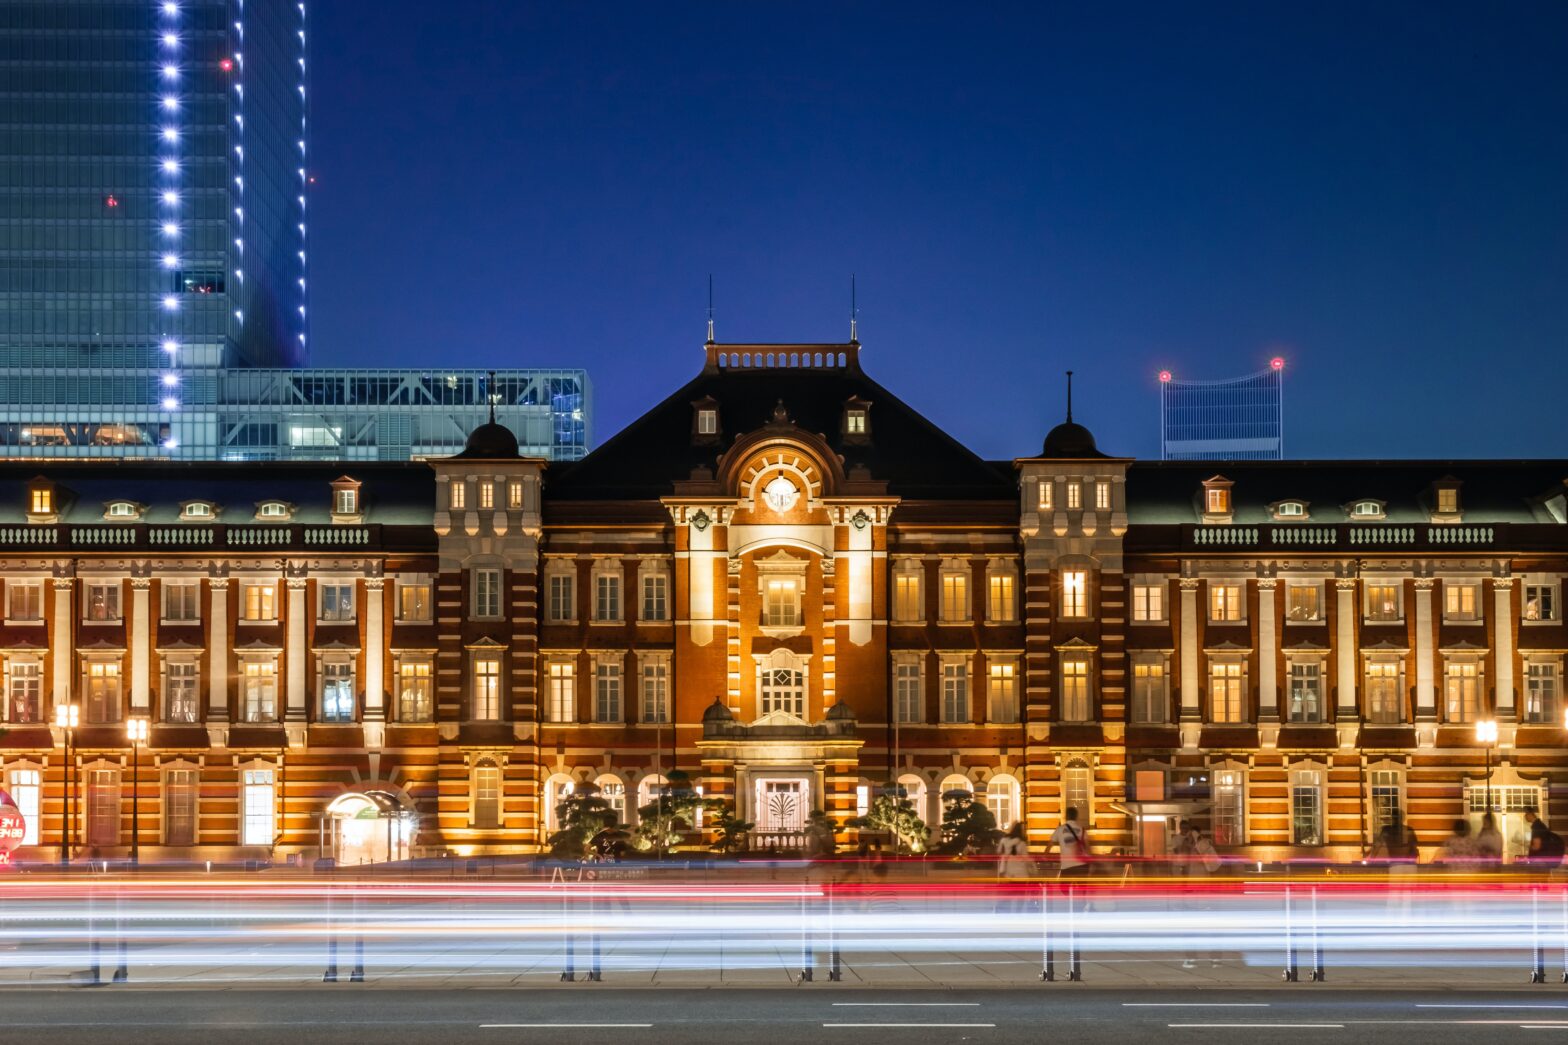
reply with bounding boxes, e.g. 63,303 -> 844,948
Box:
755,778 -> 807,834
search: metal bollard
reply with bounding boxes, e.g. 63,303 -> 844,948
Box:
828,883 -> 842,982
1309,886 -> 1325,982
87,888 -> 102,988
323,887 -> 338,983
1532,887 -> 1546,984
1282,886 -> 1298,983
800,884 -> 813,983
1067,884 -> 1081,982
1040,884 -> 1054,982
112,889 -> 128,983
587,881 -> 602,982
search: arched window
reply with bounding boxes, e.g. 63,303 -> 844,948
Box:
542,772 -> 574,832
596,774 -> 626,825
758,649 -> 807,718
986,773 -> 1021,830
897,773 -> 928,824
940,773 -> 972,802
636,773 -> 668,824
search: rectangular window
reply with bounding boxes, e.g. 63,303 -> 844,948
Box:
86,768 -> 120,847
940,571 -> 969,622
546,661 -> 575,723
508,481 -> 524,510
763,578 -> 801,627
594,661 -> 622,723
8,660 -> 42,724
1209,582 -> 1243,622
1524,584 -> 1558,622
1038,480 -> 1053,511
473,764 -> 501,829
479,482 -> 495,510
1370,769 -> 1402,837
242,768 -> 274,846
1131,583 -> 1164,622
697,409 -> 717,435
1444,661 -> 1481,723
893,571 -> 922,622
1094,480 -> 1111,510
641,573 -> 668,622
165,660 -> 199,723
987,574 -> 1016,622
397,660 -> 433,722
1063,764 -> 1092,825
449,483 -> 467,510
242,583 -> 276,621
594,573 -> 621,622
164,769 -> 197,846
1206,487 -> 1230,514
333,488 -> 358,515
8,768 -> 40,845
1213,769 -> 1244,846
1066,482 -> 1082,510
1445,582 -> 1480,621
1131,658 -> 1167,724
1366,583 -> 1401,621
321,661 -> 355,722
398,582 -> 431,622
472,569 -> 502,618
242,661 -> 277,722
30,488 -> 52,514
1286,583 -> 1321,622
940,661 -> 969,723
1290,770 -> 1323,846
6,581 -> 42,622
85,661 -> 121,723
846,410 -> 867,434
548,572 -> 575,622
1365,660 -> 1403,723
1060,656 -> 1091,721
1436,488 -> 1459,514
760,660 -> 806,718
1061,570 -> 1088,618
319,582 -> 354,622
1525,662 -> 1560,724
85,581 -> 121,622
1210,661 -> 1245,723
163,582 -> 200,622
641,661 -> 669,723
473,656 -> 501,720
988,661 -> 1018,723
1287,661 -> 1323,723
894,660 -> 923,724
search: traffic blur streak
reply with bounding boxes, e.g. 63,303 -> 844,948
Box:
0,866 -> 1562,983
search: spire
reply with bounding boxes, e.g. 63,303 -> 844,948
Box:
487,369 -> 497,425
849,274 -> 859,343
706,275 -> 715,343
1065,370 -> 1074,422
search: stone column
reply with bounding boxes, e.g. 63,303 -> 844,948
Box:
208,578 -> 230,720
130,577 -> 151,712
364,577 -> 386,721
52,576 -> 73,712
286,576 -> 308,721
1335,579 -> 1358,719
1493,577 -> 1515,717
1257,579 -> 1279,721
1414,578 -> 1436,721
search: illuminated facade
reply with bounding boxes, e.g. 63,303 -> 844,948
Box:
0,340 -> 1563,864
1160,362 -> 1285,460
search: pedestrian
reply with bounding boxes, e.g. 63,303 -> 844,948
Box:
1178,821 -> 1221,969
1437,819 -> 1477,865
1050,807 -> 1090,879
1527,815 -> 1565,868
1476,812 -> 1504,865
994,822 -> 1033,913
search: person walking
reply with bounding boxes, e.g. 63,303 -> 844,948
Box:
1050,808 -> 1090,879
1437,819 -> 1477,865
994,822 -> 1033,912
1476,812 -> 1504,866
1177,821 -> 1221,969
1527,815 -> 1565,869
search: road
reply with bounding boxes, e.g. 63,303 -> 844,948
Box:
5,988 -> 1568,1044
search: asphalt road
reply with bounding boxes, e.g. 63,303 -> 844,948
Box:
4,988 -> 1568,1044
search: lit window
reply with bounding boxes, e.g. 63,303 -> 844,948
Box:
1094,481 -> 1111,510
1351,500 -> 1384,519
697,409 -> 717,435
7,660 -> 42,724
1205,487 -> 1230,514
1274,501 -> 1306,518
473,762 -> 502,829
257,501 -> 291,520
85,582 -> 121,622
763,577 -> 801,628
1444,660 -> 1481,722
1065,482 -> 1082,510
182,501 -> 214,519
450,483 -> 467,510
472,568 -> 502,618
760,654 -> 806,718
1525,583 -> 1558,622
473,656 -> 501,720
1444,582 -> 1480,621
987,661 -> 1018,723
397,582 -> 431,622
321,661 -> 355,722
1131,658 -> 1167,724
1290,770 -> 1323,846
242,583 -> 275,621
1062,762 -> 1093,826
1525,661 -> 1561,724
1060,656 -> 1091,721
594,660 -> 622,722
846,409 -> 867,434
1209,661 -> 1245,723
1370,769 -> 1403,839
242,769 -> 275,846
242,661 -> 277,722
546,661 -> 575,723
986,774 -> 1020,829
84,660 -> 121,722
641,659 -> 669,723
1061,570 -> 1088,618
29,487 -> 52,515
893,569 -> 923,622
940,660 -> 969,722
987,573 -> 1016,622
8,769 -> 40,845
397,660 -> 432,722
894,658 -> 923,724
332,487 -> 358,515
1286,583 -> 1320,621
106,501 -> 140,519
1131,582 -> 1164,622
1209,582 -> 1243,622
507,481 -> 524,509
1038,480 -> 1053,511
1213,770 -> 1244,846
479,482 -> 495,510
1365,583 -> 1401,621
1287,660 -> 1323,723
940,570 -> 969,622
1365,660 -> 1402,723
1437,487 -> 1459,514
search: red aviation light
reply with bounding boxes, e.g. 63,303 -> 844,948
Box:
219,57 -> 234,71
1270,357 -> 1285,371
1158,370 -> 1172,383
104,194 -> 119,208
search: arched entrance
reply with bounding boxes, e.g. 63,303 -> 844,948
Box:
326,791 -> 415,866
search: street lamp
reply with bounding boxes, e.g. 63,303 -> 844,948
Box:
54,703 -> 79,866
126,717 -> 149,867
1475,718 -> 1499,816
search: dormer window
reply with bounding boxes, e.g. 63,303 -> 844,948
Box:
103,500 -> 146,521
1349,499 -> 1386,521
1271,500 -> 1308,520
697,409 -> 717,435
1431,479 -> 1462,522
25,478 -> 57,523
31,488 -> 51,515
842,396 -> 872,441
1201,476 -> 1234,521
691,396 -> 721,442
255,500 -> 294,521
847,410 -> 866,434
329,476 -> 363,523
180,500 -> 218,520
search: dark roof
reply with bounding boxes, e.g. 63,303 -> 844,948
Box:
453,420 -> 521,459
1040,420 -> 1110,459
545,345 -> 1016,502
1126,460 -> 1568,525
0,460 -> 435,526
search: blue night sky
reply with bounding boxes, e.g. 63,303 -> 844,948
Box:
309,2 -> 1567,461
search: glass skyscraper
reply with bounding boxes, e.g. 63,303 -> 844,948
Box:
1159,360 -> 1285,460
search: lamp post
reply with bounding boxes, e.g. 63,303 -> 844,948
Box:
1475,718 -> 1499,816
126,717 -> 148,867
54,702 -> 79,866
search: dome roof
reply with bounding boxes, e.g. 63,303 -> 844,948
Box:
454,420 -> 520,459
701,698 -> 734,724
1041,420 -> 1108,459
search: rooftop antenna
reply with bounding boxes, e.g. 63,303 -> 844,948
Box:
1065,370 -> 1074,422
706,275 -> 715,343
487,369 -> 497,425
849,274 -> 859,342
